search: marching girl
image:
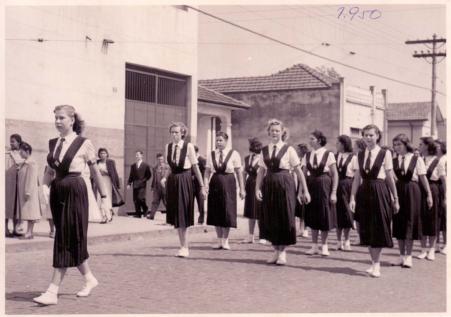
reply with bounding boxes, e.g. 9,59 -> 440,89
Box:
255,119 -> 310,265
33,105 -> 108,305
303,130 -> 338,256
392,134 -> 432,268
295,143 -> 310,238
161,122 -> 206,258
435,140 -> 447,254
349,124 -> 399,278
335,135 -> 357,251
242,137 -> 264,244
417,137 -> 446,261
204,131 -> 245,250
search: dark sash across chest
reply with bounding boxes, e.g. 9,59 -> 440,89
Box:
262,144 -> 289,173
47,136 -> 86,178
393,155 -> 418,182
306,150 -> 331,177
212,149 -> 234,174
426,157 -> 440,181
336,153 -> 353,180
167,142 -> 189,173
358,149 -> 386,180
245,155 -> 258,176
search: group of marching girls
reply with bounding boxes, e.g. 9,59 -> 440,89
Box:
162,119 -> 446,278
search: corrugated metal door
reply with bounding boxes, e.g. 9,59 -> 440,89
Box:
123,64 -> 187,214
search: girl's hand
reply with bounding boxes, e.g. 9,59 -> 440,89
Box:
302,191 -> 311,204
330,192 -> 337,204
200,186 -> 207,200
256,189 -> 263,201
392,198 -> 400,214
239,189 -> 246,200
427,194 -> 433,209
160,178 -> 166,189
349,199 -> 356,213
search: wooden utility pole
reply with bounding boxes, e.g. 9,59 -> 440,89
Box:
406,34 -> 446,138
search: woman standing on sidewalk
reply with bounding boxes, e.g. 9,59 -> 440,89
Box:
161,122 -> 206,258
205,131 -> 245,250
33,105 -> 109,305
435,140 -> 447,254
255,119 -> 310,265
349,124 -> 399,278
303,130 -> 338,256
392,134 -> 432,268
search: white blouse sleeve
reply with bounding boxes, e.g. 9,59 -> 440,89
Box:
164,144 -> 169,164
301,155 -> 307,168
82,139 -> 97,164
206,151 -> 213,169
326,151 -> 336,167
187,143 -> 198,165
383,150 -> 393,171
258,152 -> 267,169
232,150 -> 242,168
416,156 -> 427,175
288,146 -> 301,167
437,159 -> 446,177
351,154 -> 360,171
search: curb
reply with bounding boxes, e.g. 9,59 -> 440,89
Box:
6,225 -> 212,253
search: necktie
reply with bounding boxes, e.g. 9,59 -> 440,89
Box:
271,145 -> 277,159
53,138 -> 65,161
219,150 -> 224,165
338,155 -> 344,172
400,156 -> 405,175
172,144 -> 178,163
364,150 -> 371,173
313,153 -> 318,169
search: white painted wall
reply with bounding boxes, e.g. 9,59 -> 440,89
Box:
197,102 -> 232,155
6,6 -> 198,131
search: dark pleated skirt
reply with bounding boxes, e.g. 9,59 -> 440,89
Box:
207,173 -> 237,228
244,174 -> 262,219
438,182 -> 446,232
355,179 -> 393,248
393,180 -> 422,240
421,181 -> 440,236
166,170 -> 194,228
50,174 -> 89,268
336,177 -> 354,229
260,170 -> 296,245
305,174 -> 336,231
295,200 -> 305,219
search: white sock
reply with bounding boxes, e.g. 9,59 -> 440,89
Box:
373,262 -> 380,271
47,283 -> 59,294
84,272 -> 97,283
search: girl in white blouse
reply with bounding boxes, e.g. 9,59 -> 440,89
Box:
435,140 -> 447,254
204,131 -> 245,250
255,119 -> 310,265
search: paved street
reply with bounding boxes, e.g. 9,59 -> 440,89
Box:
6,226 -> 446,314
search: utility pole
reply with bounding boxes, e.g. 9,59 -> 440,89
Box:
406,34 -> 446,139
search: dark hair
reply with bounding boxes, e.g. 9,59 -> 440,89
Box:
19,142 -> 32,154
248,137 -> 262,154
54,105 -> 85,135
216,131 -> 229,140
10,134 -> 22,144
420,137 -> 437,155
355,138 -> 367,151
337,135 -> 353,153
98,147 -> 109,158
435,140 -> 447,155
392,134 -> 413,153
194,145 -> 199,153
311,130 -> 327,146
362,124 -> 382,143
136,150 -> 144,155
156,153 -> 163,158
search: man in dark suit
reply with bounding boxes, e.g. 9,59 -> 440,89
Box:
127,150 -> 151,218
147,153 -> 169,220
193,145 -> 207,224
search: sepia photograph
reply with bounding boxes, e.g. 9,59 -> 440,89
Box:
4,1 -> 447,314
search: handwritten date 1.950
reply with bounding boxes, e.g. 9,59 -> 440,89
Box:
337,6 -> 382,20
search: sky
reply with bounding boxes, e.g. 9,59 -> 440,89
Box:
198,4 -> 446,117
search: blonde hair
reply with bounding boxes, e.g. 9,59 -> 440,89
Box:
169,122 -> 188,139
54,105 -> 85,135
266,118 -> 289,141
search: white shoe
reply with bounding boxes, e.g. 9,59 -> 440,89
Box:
76,278 -> 99,297
426,248 -> 435,261
440,245 -> 447,254
403,255 -> 413,268
242,236 -> 254,244
259,239 -> 267,245
417,250 -> 428,259
306,245 -> 319,255
365,264 -> 374,275
343,240 -> 352,251
276,251 -> 287,265
321,244 -> 330,256
212,239 -> 223,249
391,256 -> 404,266
336,241 -> 344,250
267,251 -> 279,264
33,291 -> 58,305
301,231 -> 309,238
370,268 -> 381,278
222,240 -> 231,250
176,247 -> 189,258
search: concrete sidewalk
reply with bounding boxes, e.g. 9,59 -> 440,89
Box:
5,211 -> 249,253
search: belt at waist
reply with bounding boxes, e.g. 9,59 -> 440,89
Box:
55,172 -> 82,180
171,168 -> 191,175
267,169 -> 290,174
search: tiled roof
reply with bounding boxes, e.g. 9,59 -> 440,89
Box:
387,102 -> 435,121
198,85 -> 250,109
199,64 -> 340,93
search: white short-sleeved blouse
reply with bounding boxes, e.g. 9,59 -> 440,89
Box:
258,141 -> 300,170
351,145 -> 393,180
164,140 -> 198,169
206,148 -> 242,173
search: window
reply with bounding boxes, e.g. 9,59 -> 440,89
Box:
350,127 -> 361,137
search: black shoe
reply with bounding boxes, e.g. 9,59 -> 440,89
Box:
127,212 -> 136,216
197,215 -> 204,224
133,214 -> 142,218
13,231 -> 24,237
147,215 -> 155,220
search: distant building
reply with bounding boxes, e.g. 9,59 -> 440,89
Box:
387,102 -> 446,144
200,63 -> 387,154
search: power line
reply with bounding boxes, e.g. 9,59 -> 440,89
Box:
188,6 -> 445,96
